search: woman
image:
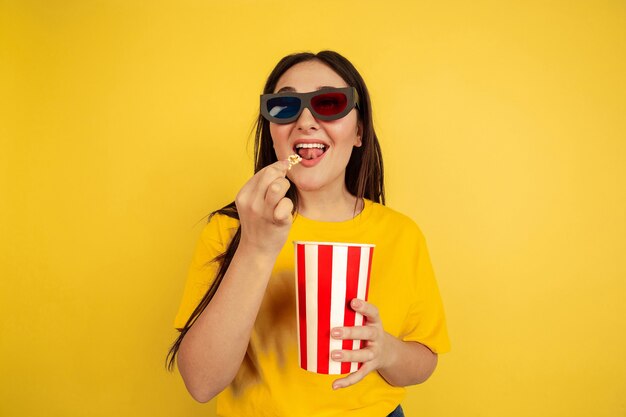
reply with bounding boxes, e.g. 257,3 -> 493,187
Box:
168,50 -> 450,416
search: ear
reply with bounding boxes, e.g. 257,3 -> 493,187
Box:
354,120 -> 363,147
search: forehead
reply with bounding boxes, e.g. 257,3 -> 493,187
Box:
274,60 -> 348,93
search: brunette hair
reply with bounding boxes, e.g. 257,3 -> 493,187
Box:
166,51 -> 385,377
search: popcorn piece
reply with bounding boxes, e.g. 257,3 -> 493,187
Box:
287,154 -> 302,170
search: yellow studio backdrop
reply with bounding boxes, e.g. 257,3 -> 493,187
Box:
1,1 -> 625,416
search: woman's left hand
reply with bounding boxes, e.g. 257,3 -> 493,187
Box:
330,298 -> 394,390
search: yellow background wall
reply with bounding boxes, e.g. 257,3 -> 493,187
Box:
1,1 -> 625,416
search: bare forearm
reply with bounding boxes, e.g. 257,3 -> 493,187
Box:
378,335 -> 438,387
177,245 -> 275,402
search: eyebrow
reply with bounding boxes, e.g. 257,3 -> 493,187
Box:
275,85 -> 339,93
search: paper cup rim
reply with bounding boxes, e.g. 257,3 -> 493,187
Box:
293,241 -> 375,248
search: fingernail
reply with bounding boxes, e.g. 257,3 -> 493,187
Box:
331,329 -> 342,338
332,382 -> 341,390
351,299 -> 361,308
331,351 -> 342,360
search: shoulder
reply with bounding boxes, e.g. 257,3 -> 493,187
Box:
199,212 -> 240,247
207,212 -> 240,229
366,201 -> 427,242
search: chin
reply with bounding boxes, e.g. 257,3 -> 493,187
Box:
290,177 -> 325,193
293,183 -> 322,193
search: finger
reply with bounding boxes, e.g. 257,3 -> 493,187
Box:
350,299 -> 381,324
252,160 -> 290,197
265,177 -> 290,207
264,159 -> 290,178
238,161 -> 290,214
273,197 -> 294,224
332,363 -> 372,390
331,326 -> 377,341
331,348 -> 375,364
243,160 -> 290,197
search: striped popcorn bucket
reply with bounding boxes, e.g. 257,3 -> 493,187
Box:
294,241 -> 374,375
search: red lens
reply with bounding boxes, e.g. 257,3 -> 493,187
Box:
310,92 -> 348,116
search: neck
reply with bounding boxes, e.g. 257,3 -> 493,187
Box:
296,185 -> 363,222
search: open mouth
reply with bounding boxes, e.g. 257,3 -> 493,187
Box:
294,143 -> 328,160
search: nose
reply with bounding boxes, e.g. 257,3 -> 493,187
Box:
295,107 -> 319,131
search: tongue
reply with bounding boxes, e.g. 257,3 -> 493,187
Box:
297,148 -> 324,160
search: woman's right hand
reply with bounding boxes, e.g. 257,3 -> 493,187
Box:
235,160 -> 294,257
178,159 -> 294,402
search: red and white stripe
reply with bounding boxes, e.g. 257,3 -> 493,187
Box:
294,242 -> 374,375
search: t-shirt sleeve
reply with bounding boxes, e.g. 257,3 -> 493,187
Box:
400,231 -> 451,354
173,214 -> 238,330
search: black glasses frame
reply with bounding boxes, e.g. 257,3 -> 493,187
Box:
260,87 -> 359,124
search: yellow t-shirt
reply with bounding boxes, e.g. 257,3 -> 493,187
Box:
174,200 -> 450,417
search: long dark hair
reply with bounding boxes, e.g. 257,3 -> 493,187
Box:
166,50 -> 385,374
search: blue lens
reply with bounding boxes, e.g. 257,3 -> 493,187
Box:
267,96 -> 301,119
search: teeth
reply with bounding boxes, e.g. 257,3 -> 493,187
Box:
295,143 -> 326,149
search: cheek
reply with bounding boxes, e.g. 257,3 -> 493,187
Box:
326,113 -> 361,146
270,124 -> 290,144
270,125 -> 294,158
327,124 -> 360,148
269,125 -> 282,148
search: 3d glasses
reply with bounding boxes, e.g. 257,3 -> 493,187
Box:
260,87 -> 359,124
